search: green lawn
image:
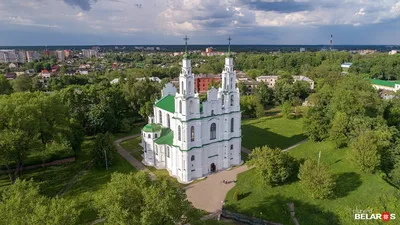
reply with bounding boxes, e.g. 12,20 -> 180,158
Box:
241,116 -> 306,151
225,141 -> 399,225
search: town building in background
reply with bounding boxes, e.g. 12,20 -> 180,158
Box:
26,51 -> 41,62
358,49 -> 377,55
194,74 -> 221,93
0,50 -> 28,63
201,47 -> 227,56
256,75 -> 315,89
82,48 -> 99,58
389,50 -> 398,55
370,79 -> 400,92
341,62 -> 353,74
64,50 -> 72,58
236,72 -> 259,93
4,72 -> 17,80
55,50 -> 65,61
43,50 -> 52,57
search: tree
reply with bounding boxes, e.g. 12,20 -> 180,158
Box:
95,172 -> 201,225
0,75 -> 12,94
255,82 -> 274,107
303,106 -> 330,141
44,63 -> 52,71
122,79 -> 161,119
34,62 -> 44,73
0,92 -> 76,182
247,146 -> 296,186
238,82 -> 249,95
12,75 -> 32,92
329,112 -> 349,148
350,131 -> 381,173
391,163 -> 400,187
240,95 -> 264,118
274,74 -> 294,104
281,101 -> 293,119
92,133 -> 115,169
0,179 -> 79,225
298,159 -> 336,199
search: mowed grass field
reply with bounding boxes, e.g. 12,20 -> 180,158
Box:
225,140 -> 400,225
241,115 -> 306,151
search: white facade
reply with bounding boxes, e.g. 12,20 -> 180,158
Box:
141,55 -> 242,183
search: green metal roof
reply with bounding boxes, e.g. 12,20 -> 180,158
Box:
142,123 -> 162,132
369,79 -> 400,88
155,128 -> 173,145
155,95 -> 175,113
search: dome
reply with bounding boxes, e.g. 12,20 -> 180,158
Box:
142,123 -> 162,133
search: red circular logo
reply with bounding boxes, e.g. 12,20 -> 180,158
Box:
382,212 -> 391,222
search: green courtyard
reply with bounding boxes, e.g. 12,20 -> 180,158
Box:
225,140 -> 399,225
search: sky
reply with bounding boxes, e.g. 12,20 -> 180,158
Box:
1,0 -> 400,45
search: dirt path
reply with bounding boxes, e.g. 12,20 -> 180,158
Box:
282,139 -> 308,152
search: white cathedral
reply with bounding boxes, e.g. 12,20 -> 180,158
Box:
141,48 -> 242,183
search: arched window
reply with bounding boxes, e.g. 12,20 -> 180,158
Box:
230,95 -> 234,106
224,77 -> 227,89
231,118 -> 234,133
191,126 -> 195,142
167,114 -> 170,128
167,147 -> 170,158
189,100 -> 193,114
191,155 -> 195,161
155,133 -> 158,138
230,78 -> 233,89
179,100 -> 182,114
181,81 -> 184,94
178,125 -> 181,141
221,95 -> 225,106
188,81 -> 192,95
148,134 -> 151,138
210,123 -> 216,140
230,144 -> 233,150
159,110 -> 162,124
211,110 -> 214,115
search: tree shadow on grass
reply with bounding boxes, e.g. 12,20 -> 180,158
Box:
238,192 -> 252,200
226,194 -> 340,225
334,172 -> 362,198
241,123 -> 307,150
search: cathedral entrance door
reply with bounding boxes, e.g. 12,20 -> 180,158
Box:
210,163 -> 216,173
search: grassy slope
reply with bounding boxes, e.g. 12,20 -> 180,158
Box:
241,116 -> 306,151
225,141 -> 399,225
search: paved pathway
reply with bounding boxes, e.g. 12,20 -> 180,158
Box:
186,165 -> 249,213
114,135 -> 156,180
282,139 -> 308,152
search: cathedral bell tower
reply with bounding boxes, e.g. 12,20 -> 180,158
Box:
219,37 -> 239,112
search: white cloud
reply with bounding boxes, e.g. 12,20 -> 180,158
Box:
0,0 -> 400,45
355,8 -> 366,16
